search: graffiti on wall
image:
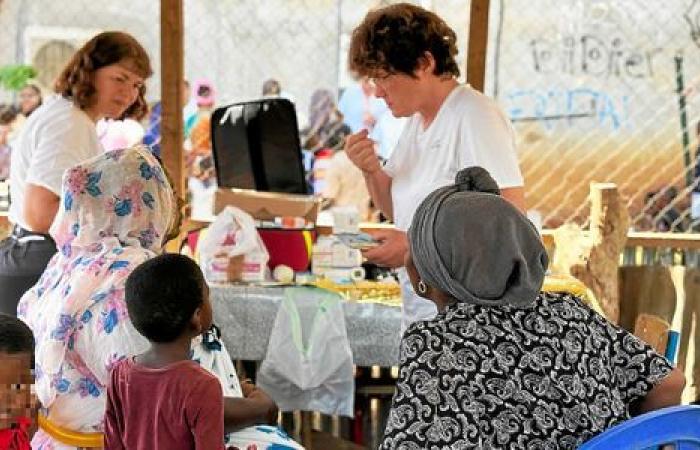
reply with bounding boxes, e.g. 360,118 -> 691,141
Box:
505,87 -> 630,131
529,34 -> 662,80
507,30 -> 661,131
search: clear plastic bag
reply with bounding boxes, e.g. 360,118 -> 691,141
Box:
257,287 -> 355,417
198,205 -> 269,282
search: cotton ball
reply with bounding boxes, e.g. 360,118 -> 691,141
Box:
273,264 -> 294,283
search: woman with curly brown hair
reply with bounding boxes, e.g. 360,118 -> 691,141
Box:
344,3 -> 525,331
0,31 -> 152,316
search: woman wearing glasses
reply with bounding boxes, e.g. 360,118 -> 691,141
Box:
344,3 -> 525,331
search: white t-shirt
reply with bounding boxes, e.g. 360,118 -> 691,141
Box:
10,95 -> 102,230
383,84 -> 524,330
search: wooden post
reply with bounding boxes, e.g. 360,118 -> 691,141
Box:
160,0 -> 185,196
586,183 -> 628,322
301,411 -> 314,450
466,0 -> 490,92
551,183 -> 629,323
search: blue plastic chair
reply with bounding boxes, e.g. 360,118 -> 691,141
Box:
578,405 -> 700,449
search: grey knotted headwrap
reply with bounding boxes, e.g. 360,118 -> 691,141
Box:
408,167 -> 548,307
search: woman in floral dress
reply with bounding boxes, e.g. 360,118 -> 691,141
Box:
18,145 -> 301,450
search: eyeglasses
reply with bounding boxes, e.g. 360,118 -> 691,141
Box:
368,73 -> 393,89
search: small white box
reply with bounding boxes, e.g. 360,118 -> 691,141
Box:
331,242 -> 362,268
312,236 -> 335,275
332,207 -> 360,234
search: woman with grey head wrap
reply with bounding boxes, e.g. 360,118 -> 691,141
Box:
407,166 -> 548,309
380,167 -> 684,450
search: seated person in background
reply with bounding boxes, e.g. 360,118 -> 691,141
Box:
380,167 -> 685,450
301,89 -> 370,217
105,253 -> 224,450
0,104 -> 19,180
640,189 -> 683,232
0,313 -> 35,450
322,149 -> 372,221
18,84 -> 42,119
262,78 -> 281,97
656,186 -> 683,231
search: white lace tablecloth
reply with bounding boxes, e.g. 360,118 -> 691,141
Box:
210,284 -> 402,367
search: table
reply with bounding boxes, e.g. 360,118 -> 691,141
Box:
210,285 -> 402,367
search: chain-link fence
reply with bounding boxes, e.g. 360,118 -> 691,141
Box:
488,0 -> 700,232
2,0 -> 700,232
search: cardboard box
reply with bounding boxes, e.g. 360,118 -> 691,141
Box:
214,188 -> 321,223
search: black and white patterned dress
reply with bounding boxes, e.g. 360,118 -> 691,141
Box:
380,292 -> 673,450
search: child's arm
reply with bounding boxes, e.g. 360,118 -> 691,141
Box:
222,387 -> 279,433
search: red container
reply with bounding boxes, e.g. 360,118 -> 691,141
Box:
257,228 -> 316,272
185,227 -> 316,272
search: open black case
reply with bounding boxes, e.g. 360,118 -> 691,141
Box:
210,98 -> 308,195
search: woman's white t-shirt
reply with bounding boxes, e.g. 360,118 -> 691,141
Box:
383,84 -> 524,330
10,95 -> 102,230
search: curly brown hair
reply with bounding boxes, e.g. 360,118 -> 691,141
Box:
54,31 -> 152,120
348,3 -> 460,79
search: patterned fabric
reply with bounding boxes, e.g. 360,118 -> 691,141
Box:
18,145 -> 303,450
380,292 -> 674,450
17,146 -> 176,447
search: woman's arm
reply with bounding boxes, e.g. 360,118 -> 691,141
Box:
363,169 -> 394,221
23,183 -> 60,233
636,367 -> 685,414
345,130 -> 395,220
501,186 -> 526,213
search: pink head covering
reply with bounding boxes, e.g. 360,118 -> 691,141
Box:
193,78 -> 216,107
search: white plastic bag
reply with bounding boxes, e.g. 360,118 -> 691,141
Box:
199,206 -> 269,282
257,287 -> 355,417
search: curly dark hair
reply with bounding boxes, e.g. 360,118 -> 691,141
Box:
125,254 -> 205,343
54,31 -> 152,121
348,3 -> 460,79
0,313 -> 34,356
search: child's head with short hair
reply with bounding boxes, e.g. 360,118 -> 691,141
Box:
0,104 -> 18,126
0,314 -> 35,429
125,253 -> 212,343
